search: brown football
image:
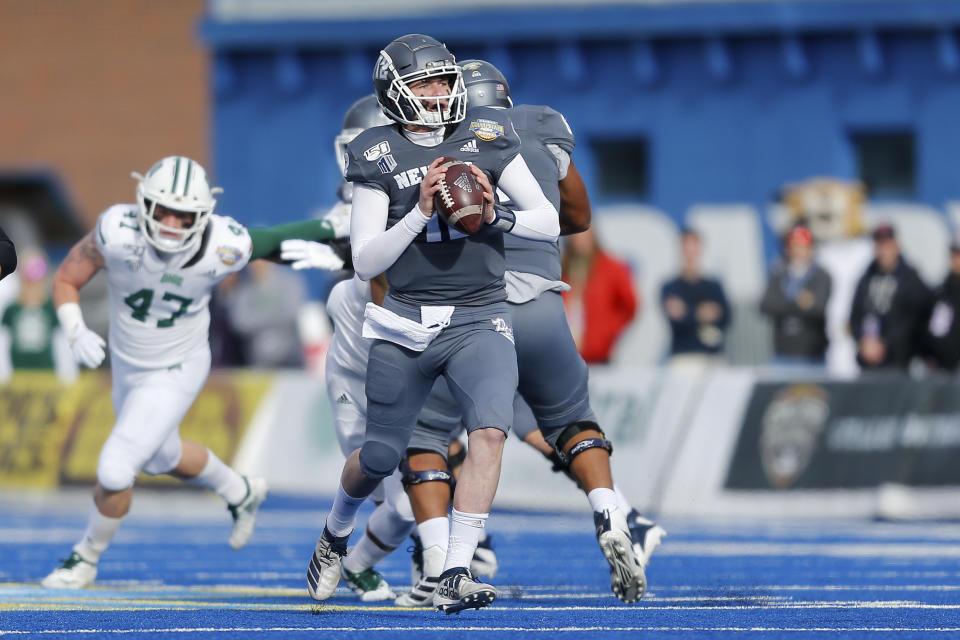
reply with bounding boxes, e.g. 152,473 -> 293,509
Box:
434,159 -> 485,235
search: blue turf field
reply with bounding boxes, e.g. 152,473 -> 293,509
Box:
1,490 -> 959,638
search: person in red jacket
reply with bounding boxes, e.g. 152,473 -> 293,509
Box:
561,227 -> 639,363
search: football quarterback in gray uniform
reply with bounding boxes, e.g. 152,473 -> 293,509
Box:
306,34 -> 559,614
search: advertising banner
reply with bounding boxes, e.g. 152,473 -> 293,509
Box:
726,377 -> 960,490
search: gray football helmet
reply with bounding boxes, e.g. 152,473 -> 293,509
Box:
335,94 -> 392,175
460,59 -> 513,109
373,34 -> 466,127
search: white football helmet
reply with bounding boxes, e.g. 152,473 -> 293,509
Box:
131,156 -> 222,253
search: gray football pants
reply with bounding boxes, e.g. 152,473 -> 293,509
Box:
358,301 -> 518,479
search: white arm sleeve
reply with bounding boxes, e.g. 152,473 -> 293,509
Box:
498,155 -> 560,242
351,183 -> 431,281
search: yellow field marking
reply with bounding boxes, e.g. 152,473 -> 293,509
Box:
0,595 -> 429,613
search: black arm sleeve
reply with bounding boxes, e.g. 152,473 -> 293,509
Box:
0,225 -> 16,281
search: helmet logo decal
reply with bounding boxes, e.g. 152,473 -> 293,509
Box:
469,119 -> 504,141
364,140 -> 391,161
374,55 -> 391,81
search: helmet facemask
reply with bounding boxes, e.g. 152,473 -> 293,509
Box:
132,156 -> 221,253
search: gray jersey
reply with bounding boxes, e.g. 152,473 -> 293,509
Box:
344,106 -> 520,307
502,105 -> 575,281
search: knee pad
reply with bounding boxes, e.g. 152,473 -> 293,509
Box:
97,435 -> 144,491
554,421 -> 613,466
96,455 -> 138,492
359,440 -> 402,480
400,451 -> 454,489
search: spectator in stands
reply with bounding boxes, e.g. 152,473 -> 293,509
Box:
209,273 -> 247,368
0,250 -> 77,383
225,260 -> 307,368
849,223 -> 932,372
0,224 -> 15,281
917,242 -> 960,372
760,224 -> 832,367
660,227 -> 730,368
561,226 -> 638,364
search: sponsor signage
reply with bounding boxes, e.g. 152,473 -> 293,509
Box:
726,378 -> 960,489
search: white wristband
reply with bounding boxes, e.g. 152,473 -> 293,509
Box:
56,302 -> 86,335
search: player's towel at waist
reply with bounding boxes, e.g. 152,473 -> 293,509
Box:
362,303 -> 454,351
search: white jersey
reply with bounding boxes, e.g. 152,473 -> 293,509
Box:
95,204 -> 252,368
326,274 -> 372,375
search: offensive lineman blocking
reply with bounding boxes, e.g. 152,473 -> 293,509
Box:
42,156 -> 343,589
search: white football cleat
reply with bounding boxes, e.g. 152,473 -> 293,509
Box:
627,509 -> 666,567
228,476 -> 269,550
396,542 -> 446,607
342,566 -> 396,602
41,551 -> 97,589
595,508 -> 647,603
306,527 -> 349,601
433,567 -> 497,614
395,573 -> 439,607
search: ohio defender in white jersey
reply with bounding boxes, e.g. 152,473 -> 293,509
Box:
42,156 -> 343,590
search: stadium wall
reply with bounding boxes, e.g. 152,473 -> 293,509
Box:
4,368 -> 960,520
199,0 -> 960,246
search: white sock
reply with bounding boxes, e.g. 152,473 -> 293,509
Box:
365,501 -> 416,549
185,449 -> 247,505
342,533 -> 386,573
587,487 -> 618,514
417,516 -> 449,551
325,485 -> 364,537
444,509 -> 487,572
73,500 -> 123,564
613,484 -> 633,514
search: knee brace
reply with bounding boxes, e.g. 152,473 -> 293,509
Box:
359,440 -> 403,480
554,421 -> 613,466
399,451 -> 454,489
